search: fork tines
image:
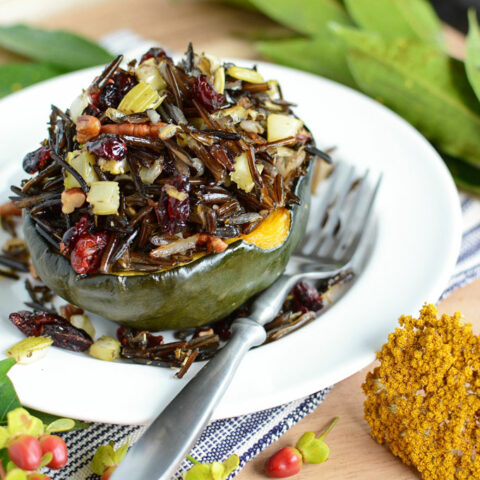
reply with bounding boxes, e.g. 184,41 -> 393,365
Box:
296,162 -> 382,265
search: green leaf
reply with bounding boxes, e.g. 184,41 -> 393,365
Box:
91,442 -> 117,475
443,153 -> 480,194
257,27 -> 356,88
4,469 -> 27,480
27,409 -> 90,431
343,0 -> 443,48
0,449 -> 9,470
0,359 -> 21,423
91,440 -> 128,475
0,63 -> 63,98
216,0 -> 257,10
0,427 -> 8,449
7,408 -> 44,437
332,25 -> 480,167
45,418 -> 75,433
222,454 -> 240,477
296,431 -> 330,464
112,440 -> 129,465
0,24 -> 113,70
210,462 -> 225,480
466,9 -> 480,102
250,0 -> 351,35
40,451 -> 53,468
183,464 -> 212,480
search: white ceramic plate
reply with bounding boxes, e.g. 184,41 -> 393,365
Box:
0,60 -> 462,425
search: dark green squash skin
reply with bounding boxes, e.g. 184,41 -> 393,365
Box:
24,162 -> 313,331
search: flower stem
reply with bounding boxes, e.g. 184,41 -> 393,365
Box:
186,455 -> 200,465
320,416 -> 339,439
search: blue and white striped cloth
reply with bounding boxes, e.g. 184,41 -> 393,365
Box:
44,193 -> 480,480
39,31 -> 480,480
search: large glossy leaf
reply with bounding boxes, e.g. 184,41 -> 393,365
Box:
333,25 -> 480,166
257,27 -> 356,88
0,25 -> 113,70
0,63 -> 63,98
216,0 -> 257,10
466,9 -> 480,102
250,0 -> 351,35
343,0 -> 443,48
0,359 -> 21,423
443,153 -> 480,195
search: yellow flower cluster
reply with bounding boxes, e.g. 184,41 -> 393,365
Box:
363,304 -> 480,480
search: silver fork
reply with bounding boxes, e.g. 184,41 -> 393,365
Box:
111,163 -> 382,480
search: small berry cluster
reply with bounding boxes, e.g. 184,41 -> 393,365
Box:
264,418 -> 339,478
0,409 -> 72,480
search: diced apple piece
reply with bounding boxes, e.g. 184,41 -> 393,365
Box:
86,181 -> 120,215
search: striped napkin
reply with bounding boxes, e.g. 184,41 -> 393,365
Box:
44,193 -> 480,480
41,31 -> 480,480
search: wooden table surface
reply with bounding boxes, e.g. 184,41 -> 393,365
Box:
3,1 -> 479,478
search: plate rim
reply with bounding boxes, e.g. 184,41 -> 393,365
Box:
0,59 -> 462,424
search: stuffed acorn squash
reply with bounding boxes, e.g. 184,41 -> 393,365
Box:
15,45 -> 325,331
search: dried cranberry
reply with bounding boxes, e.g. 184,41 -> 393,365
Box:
117,326 -> 163,348
70,231 -> 109,275
22,146 -> 52,174
293,281 -> 323,313
213,318 -> 232,342
155,175 -> 191,234
193,74 -> 225,112
140,47 -> 169,63
83,103 -> 102,118
86,134 -> 127,160
60,214 -> 91,255
9,311 -> 93,352
97,83 -> 121,111
162,156 -> 178,177
94,71 -> 137,112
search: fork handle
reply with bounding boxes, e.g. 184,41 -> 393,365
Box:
110,318 -> 266,480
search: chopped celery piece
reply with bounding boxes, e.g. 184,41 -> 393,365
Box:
6,336 -> 53,364
89,336 -> 121,362
214,66 -> 225,94
226,66 -> 265,84
267,113 -> 303,142
139,158 -> 163,184
135,59 -> 167,90
117,81 -> 164,114
64,150 -> 98,189
86,181 -> 120,215
230,153 -> 255,192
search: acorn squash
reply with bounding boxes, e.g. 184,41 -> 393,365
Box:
24,161 -> 313,331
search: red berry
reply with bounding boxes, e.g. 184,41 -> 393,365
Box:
8,435 -> 43,471
101,465 -> 117,480
264,446 -> 303,478
39,435 -> 68,470
70,231 -> 109,274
